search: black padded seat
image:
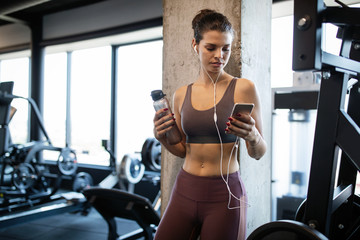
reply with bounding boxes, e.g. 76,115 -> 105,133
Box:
83,187 -> 160,240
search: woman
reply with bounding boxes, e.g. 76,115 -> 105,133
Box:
153,9 -> 266,240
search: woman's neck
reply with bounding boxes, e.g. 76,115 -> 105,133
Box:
199,69 -> 224,85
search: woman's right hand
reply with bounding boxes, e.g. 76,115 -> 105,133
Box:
153,108 -> 176,141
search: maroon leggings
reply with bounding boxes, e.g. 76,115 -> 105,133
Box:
154,168 -> 247,240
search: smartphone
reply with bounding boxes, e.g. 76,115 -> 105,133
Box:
231,103 -> 254,117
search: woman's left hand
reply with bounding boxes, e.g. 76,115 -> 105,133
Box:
225,114 -> 260,146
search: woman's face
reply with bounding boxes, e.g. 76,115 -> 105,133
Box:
195,30 -> 233,74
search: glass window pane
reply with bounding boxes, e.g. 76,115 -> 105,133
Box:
71,46 -> 111,165
0,58 -> 30,144
116,40 -> 162,159
271,15 -> 294,88
43,52 -> 67,159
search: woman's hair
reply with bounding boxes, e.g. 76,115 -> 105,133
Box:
192,9 -> 234,44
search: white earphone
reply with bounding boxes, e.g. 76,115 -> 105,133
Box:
193,45 -> 197,54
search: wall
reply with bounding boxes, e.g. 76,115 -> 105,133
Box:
239,0 -> 272,233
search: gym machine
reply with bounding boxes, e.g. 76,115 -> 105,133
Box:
0,81 -> 82,221
82,138 -> 162,240
248,0 -> 360,239
96,138 -> 161,195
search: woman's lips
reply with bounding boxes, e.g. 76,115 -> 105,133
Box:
212,62 -> 223,67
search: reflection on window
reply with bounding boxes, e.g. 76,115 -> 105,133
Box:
0,58 -> 29,144
71,46 -> 111,165
116,40 -> 162,159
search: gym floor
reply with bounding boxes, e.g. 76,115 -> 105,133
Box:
0,208 -> 144,240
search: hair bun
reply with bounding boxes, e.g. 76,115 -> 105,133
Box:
192,9 -> 234,44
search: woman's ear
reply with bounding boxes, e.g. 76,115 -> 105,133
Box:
192,38 -> 198,54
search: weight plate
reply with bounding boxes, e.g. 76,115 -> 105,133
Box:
57,147 -> 78,175
12,163 -> 38,190
141,138 -> 161,171
141,138 -> 153,167
149,139 -> 161,171
247,220 -> 328,240
72,172 -> 93,192
118,153 -> 145,184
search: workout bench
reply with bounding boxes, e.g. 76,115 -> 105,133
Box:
83,187 -> 160,240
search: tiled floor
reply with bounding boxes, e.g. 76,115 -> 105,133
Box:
0,208 -> 144,240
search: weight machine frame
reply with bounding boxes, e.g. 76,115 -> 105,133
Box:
293,0 -> 360,239
249,0 -> 360,239
0,81 -> 78,213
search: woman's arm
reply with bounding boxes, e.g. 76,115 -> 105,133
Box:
153,87 -> 187,158
153,110 -> 186,157
226,79 -> 267,160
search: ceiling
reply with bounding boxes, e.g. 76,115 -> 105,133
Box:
0,0 -> 107,26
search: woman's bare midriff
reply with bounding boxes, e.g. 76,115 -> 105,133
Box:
182,142 -> 240,176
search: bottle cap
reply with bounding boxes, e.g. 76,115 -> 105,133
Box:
151,90 -> 166,101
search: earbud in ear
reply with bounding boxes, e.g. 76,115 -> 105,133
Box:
193,46 -> 197,54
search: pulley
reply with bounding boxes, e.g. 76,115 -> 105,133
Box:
57,147 -> 78,175
12,163 -> 38,190
72,172 -> 93,192
141,138 -> 161,171
118,153 -> 145,184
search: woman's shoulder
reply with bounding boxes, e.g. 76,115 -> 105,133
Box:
234,77 -> 256,92
235,77 -> 254,86
233,77 -> 259,103
173,84 -> 191,111
174,84 -> 189,99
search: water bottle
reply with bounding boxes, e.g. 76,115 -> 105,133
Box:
151,90 -> 182,145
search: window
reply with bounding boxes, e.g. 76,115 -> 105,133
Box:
0,57 -> 30,144
271,15 -> 294,88
116,40 -> 162,159
44,52 -> 67,148
70,46 -> 111,165
43,27 -> 163,166
1,26 -> 163,166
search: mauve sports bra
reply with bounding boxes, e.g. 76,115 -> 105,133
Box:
181,78 -> 237,144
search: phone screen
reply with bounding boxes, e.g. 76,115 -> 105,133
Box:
231,103 -> 254,117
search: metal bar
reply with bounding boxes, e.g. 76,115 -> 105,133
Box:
322,52 -> 360,73
274,91 -> 319,110
0,199 -> 85,229
110,45 -> 117,168
304,72 -> 348,236
29,18 -> 45,143
323,7 -> 360,26
118,228 -> 144,240
333,153 -> 359,239
347,82 -> 360,136
293,0 -> 324,71
337,111 -> 360,170
0,93 -> 52,144
332,184 -> 353,213
66,51 -> 72,148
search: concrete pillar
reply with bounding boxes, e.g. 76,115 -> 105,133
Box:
162,0 -> 271,236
